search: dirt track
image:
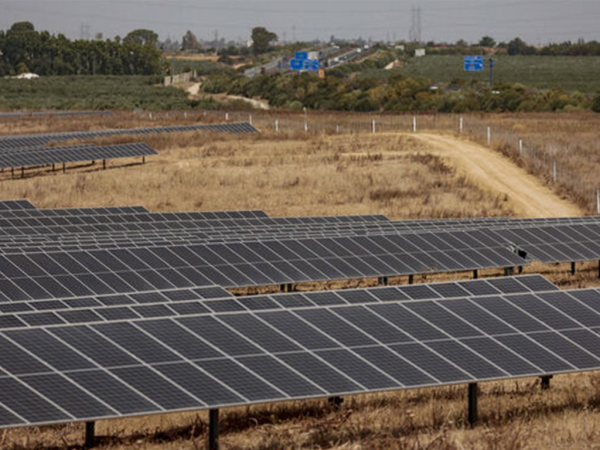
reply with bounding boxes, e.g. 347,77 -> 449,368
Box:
413,133 -> 583,218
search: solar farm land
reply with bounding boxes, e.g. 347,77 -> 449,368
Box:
2,110 -> 600,450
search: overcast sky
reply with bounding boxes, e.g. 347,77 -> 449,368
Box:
1,0 -> 599,44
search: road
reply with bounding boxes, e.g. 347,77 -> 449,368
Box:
413,133 -> 583,218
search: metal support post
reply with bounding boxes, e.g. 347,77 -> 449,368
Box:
468,383 -> 478,426
281,283 -> 292,293
540,375 -> 553,390
408,274 -> 414,285
328,396 -> 344,409
504,267 -> 514,276
84,421 -> 95,448
103,159 -> 106,170
21,167 -> 24,178
142,156 -> 146,164
473,270 -> 478,279
377,276 -> 388,286
571,262 -> 576,275
209,409 -> 219,450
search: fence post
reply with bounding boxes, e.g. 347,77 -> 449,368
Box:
304,119 -> 308,133
249,114 -> 252,126
553,161 -> 557,183
487,126 -> 491,146
412,116 -> 417,133
459,116 -> 463,133
225,112 -> 229,121
518,139 -> 523,156
275,119 -> 279,133
372,119 -> 376,134
336,124 -> 340,134
597,189 -> 600,214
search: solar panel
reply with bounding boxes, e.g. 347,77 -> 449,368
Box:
0,143 -> 157,170
0,282 -> 599,429
0,275 -> 558,326
0,200 -> 36,210
0,122 -> 258,150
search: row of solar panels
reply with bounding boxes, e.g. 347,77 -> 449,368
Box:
0,111 -> 112,119
0,234 -> 527,302
0,213 -> 599,269
0,143 -> 157,170
0,122 -> 258,149
0,275 -> 557,329
1,274 -> 600,429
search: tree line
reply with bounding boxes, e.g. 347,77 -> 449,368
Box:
0,22 -> 161,76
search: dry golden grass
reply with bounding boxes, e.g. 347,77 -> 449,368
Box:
1,112 -> 600,449
0,131 -> 513,219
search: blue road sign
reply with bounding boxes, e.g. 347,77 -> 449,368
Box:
464,55 -> 484,72
303,59 -> 319,71
295,51 -> 308,60
290,59 -> 304,70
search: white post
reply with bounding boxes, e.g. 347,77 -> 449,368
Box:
597,189 -> 600,214
336,124 -> 339,134
553,161 -> 557,183
249,114 -> 252,125
518,139 -> 523,156
149,112 -> 152,120
225,112 -> 229,121
275,119 -> 279,133
459,116 -> 464,132
412,116 -> 417,133
487,126 -> 491,146
184,112 -> 187,119
372,119 -> 376,134
304,119 -> 308,133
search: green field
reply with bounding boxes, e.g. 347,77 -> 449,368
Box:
0,76 -> 200,110
398,55 -> 600,92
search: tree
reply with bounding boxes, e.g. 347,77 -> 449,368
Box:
479,36 -> 496,47
251,27 -> 277,55
507,37 -> 535,55
181,30 -> 200,51
123,29 -> 158,47
592,94 -> 600,113
10,22 -> 34,33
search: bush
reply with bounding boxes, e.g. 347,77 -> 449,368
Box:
592,94 -> 600,113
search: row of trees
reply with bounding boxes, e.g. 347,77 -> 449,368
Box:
435,36 -> 600,56
0,22 -> 161,76
203,71 -> 592,113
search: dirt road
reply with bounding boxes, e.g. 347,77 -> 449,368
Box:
413,133 -> 582,218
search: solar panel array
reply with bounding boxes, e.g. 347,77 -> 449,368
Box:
1,280 -> 599,429
2,199 -> 600,438
0,123 -> 258,150
0,143 -> 158,170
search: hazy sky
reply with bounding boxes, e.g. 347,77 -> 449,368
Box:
1,0 -> 599,44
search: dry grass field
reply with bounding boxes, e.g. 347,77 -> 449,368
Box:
1,112 -> 600,449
